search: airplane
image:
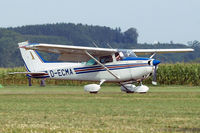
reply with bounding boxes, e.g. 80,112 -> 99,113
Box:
12,41 -> 194,93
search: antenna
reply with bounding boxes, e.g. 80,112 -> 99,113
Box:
92,42 -> 99,48
106,43 -> 113,49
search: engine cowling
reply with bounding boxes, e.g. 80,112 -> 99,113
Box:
121,84 -> 136,93
84,84 -> 101,93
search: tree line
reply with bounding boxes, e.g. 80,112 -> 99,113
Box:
0,23 -> 199,67
8,23 -> 138,46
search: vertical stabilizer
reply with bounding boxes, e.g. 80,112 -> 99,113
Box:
18,41 -> 44,72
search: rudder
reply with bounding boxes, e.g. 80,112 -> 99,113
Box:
18,41 -> 44,72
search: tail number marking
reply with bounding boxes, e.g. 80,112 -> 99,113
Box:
49,69 -> 73,77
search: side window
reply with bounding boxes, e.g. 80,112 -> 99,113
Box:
86,59 -> 97,65
99,55 -> 113,64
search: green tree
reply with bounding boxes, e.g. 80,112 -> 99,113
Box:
123,28 -> 138,44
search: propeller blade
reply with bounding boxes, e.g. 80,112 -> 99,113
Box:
152,65 -> 158,85
151,59 -> 160,85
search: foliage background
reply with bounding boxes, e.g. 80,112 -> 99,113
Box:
1,63 -> 200,86
0,23 -> 200,67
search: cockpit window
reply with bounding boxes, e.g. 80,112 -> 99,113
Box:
118,50 -> 137,57
99,55 -> 113,64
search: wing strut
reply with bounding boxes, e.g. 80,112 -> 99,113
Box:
150,53 -> 156,58
85,51 -> 120,79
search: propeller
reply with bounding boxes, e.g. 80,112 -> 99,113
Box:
152,59 -> 160,85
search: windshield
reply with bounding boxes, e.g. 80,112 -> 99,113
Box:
118,50 -> 137,57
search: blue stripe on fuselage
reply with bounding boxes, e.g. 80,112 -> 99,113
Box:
74,63 -> 149,74
74,63 -> 147,70
122,57 -> 150,61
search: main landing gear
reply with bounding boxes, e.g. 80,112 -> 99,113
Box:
84,80 -> 149,94
120,82 -> 149,93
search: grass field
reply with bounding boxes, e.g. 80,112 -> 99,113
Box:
0,85 -> 200,133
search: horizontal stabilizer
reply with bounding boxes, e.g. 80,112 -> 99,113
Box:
9,72 -> 47,75
9,72 -> 49,78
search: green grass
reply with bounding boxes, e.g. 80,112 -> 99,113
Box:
0,85 -> 200,133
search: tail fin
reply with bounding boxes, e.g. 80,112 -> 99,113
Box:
18,41 -> 44,72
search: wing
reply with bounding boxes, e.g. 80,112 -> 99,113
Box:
132,49 -> 194,55
20,43 -> 194,61
21,43 -> 117,62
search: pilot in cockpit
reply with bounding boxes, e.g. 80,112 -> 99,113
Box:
115,52 -> 124,61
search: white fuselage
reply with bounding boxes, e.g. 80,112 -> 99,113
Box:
43,60 -> 153,82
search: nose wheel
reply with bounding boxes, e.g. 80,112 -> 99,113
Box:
84,79 -> 106,93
